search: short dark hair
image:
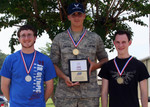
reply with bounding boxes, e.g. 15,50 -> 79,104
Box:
114,30 -> 131,41
17,24 -> 37,37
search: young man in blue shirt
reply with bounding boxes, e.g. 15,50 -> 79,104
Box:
1,25 -> 56,107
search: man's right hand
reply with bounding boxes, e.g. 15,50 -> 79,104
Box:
64,76 -> 80,87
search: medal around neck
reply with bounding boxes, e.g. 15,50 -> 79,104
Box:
20,50 -> 36,82
73,49 -> 79,55
114,56 -> 133,84
67,29 -> 86,56
25,75 -> 32,82
117,77 -> 124,84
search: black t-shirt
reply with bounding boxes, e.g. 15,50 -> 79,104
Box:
99,56 -> 149,107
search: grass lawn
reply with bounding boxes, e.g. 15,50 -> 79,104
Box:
46,98 -> 55,107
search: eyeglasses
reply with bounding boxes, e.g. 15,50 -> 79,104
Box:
19,34 -> 34,39
71,12 -> 83,18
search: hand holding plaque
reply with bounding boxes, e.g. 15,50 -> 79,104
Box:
69,59 -> 89,83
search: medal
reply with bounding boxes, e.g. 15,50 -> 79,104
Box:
67,29 -> 87,56
20,50 -> 36,82
117,77 -> 124,84
114,56 -> 133,84
25,75 -> 32,82
73,49 -> 79,55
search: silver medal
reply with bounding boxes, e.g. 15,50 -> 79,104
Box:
25,75 -> 32,82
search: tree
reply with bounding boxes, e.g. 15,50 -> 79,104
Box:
0,50 -> 8,69
0,0 -> 150,52
39,43 -> 51,57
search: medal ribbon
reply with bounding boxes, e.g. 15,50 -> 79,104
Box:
114,56 -> 133,76
20,50 -> 36,74
67,29 -> 87,48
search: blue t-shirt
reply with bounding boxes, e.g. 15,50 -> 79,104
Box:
0,50 -> 56,107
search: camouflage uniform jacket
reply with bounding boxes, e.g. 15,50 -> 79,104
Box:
50,28 -> 108,98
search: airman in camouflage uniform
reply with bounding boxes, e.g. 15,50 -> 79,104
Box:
50,2 -> 108,107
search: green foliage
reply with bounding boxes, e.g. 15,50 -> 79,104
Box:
39,43 -> 51,57
0,0 -> 150,52
0,50 -> 8,69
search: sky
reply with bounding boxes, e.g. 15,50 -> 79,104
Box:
0,17 -> 149,60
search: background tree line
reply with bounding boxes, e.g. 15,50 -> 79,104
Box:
0,0 -> 150,53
